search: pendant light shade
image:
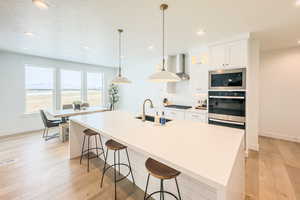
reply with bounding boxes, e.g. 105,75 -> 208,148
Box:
148,70 -> 180,82
149,4 -> 180,83
112,29 -> 131,84
32,0 -> 49,9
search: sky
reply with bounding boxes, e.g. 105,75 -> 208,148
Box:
25,66 -> 102,90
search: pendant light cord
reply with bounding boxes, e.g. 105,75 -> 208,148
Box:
162,7 -> 166,71
118,30 -> 122,77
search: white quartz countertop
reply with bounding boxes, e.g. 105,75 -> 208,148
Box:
70,111 -> 244,189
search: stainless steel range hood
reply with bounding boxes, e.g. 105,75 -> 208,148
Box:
175,54 -> 190,80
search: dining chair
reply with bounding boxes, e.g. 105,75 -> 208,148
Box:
40,110 -> 61,141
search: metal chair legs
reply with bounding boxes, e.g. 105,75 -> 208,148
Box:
80,134 -> 105,172
144,174 -> 182,200
100,147 -> 135,200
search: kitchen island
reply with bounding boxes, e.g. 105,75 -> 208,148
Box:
69,111 -> 245,200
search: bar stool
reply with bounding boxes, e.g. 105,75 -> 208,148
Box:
144,158 -> 182,200
80,129 -> 106,172
100,139 -> 135,200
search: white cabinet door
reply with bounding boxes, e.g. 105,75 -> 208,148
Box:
189,51 -> 209,94
185,112 -> 207,123
209,44 -> 226,69
227,40 -> 247,68
164,109 -> 185,120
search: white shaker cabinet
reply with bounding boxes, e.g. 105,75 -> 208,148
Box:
185,111 -> 208,123
209,40 -> 248,70
163,109 -> 185,120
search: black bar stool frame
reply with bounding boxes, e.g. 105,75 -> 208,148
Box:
144,173 -> 182,200
100,147 -> 135,200
80,133 -> 106,172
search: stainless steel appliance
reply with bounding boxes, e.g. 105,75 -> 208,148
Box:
209,68 -> 246,90
164,105 -> 192,109
208,91 -> 245,129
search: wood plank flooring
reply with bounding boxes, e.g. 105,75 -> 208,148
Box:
0,132 -> 299,200
246,137 -> 300,200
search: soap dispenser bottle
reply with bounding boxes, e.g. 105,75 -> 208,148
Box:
160,111 -> 166,125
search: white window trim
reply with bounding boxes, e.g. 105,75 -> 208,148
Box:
24,65 -> 105,114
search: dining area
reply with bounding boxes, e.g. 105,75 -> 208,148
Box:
40,102 -> 109,142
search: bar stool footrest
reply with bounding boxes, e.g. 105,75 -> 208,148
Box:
103,163 -> 132,183
145,190 -> 179,200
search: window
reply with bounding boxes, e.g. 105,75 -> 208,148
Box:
87,72 -> 103,106
25,66 -> 54,113
61,70 -> 82,106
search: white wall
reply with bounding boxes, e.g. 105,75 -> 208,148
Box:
259,47 -> 300,142
0,51 -> 116,137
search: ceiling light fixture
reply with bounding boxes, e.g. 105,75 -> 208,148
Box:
111,29 -> 131,84
197,30 -> 206,36
295,0 -> 300,6
24,32 -> 34,37
148,45 -> 154,50
148,4 -> 180,83
298,40 -> 300,44
32,0 -> 49,9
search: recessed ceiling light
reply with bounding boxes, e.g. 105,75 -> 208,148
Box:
298,40 -> 300,44
148,45 -> 154,50
32,0 -> 49,9
295,0 -> 300,6
24,32 -> 34,37
197,30 -> 206,36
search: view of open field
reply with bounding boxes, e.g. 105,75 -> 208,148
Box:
26,90 -> 102,113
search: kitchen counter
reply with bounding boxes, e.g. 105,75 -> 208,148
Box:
69,111 -> 245,200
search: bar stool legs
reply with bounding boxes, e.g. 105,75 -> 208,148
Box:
80,130 -> 106,172
100,139 -> 135,200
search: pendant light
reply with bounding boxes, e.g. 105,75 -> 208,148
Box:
32,0 -> 49,9
148,4 -> 180,82
112,29 -> 131,84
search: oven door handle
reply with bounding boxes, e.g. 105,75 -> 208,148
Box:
209,96 -> 245,99
209,118 -> 245,125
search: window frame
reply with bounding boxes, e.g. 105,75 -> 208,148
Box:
24,65 -> 105,114
24,65 -> 56,114
86,71 -> 104,107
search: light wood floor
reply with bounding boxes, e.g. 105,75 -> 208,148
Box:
0,132 -> 299,200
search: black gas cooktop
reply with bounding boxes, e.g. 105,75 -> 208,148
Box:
164,105 -> 192,110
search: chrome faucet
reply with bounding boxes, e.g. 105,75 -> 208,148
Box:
142,99 -> 154,121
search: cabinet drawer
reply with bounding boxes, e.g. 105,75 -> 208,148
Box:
185,112 -> 207,123
164,109 -> 185,120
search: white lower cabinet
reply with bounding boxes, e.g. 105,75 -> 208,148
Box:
185,111 -> 208,123
164,109 -> 185,120
162,108 -> 208,123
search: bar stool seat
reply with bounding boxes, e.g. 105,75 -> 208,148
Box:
144,158 -> 182,200
83,129 -> 99,136
106,139 -> 126,150
145,158 -> 180,180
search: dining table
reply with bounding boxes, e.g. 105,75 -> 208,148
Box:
46,106 -> 109,123
46,106 -> 109,142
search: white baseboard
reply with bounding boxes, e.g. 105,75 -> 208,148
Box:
259,131 -> 300,143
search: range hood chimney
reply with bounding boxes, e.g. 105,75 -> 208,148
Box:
175,54 -> 190,80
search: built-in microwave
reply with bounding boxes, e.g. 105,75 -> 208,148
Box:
209,68 -> 246,91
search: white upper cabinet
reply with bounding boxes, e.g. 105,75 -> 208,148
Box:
209,44 -> 227,69
209,40 -> 248,70
227,40 -> 247,68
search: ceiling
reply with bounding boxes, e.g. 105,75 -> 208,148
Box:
0,0 -> 300,67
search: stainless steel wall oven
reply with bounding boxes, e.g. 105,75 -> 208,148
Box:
208,91 -> 246,129
209,68 -> 246,90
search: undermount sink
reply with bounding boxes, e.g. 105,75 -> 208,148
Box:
135,115 -> 172,123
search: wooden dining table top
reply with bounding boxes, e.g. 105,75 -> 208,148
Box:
46,106 -> 109,118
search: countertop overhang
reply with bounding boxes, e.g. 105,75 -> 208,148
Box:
70,111 -> 244,189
